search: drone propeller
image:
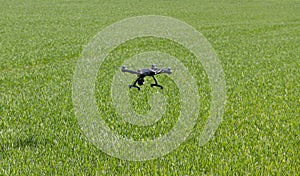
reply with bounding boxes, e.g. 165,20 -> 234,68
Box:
166,67 -> 172,73
151,64 -> 157,69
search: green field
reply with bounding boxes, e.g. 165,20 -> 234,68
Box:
1,0 -> 299,175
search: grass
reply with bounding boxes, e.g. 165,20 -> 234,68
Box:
1,0 -> 299,175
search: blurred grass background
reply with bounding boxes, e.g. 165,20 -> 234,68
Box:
1,0 -> 299,175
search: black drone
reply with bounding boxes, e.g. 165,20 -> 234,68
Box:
121,64 -> 172,90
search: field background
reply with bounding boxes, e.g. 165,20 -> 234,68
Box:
1,0 -> 299,175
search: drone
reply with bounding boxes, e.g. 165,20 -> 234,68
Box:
121,64 -> 172,90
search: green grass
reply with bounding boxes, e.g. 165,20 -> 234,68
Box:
1,0 -> 299,175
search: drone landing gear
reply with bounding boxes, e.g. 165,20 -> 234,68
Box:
129,84 -> 140,90
150,84 -> 163,89
128,75 -> 163,90
150,76 -> 163,89
128,77 -> 143,90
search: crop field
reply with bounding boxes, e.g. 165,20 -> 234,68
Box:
1,0 -> 299,175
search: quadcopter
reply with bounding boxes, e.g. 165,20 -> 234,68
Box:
121,64 -> 172,90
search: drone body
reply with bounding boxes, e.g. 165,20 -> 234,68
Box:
121,64 -> 171,90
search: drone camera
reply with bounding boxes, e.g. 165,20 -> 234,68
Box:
138,78 -> 144,86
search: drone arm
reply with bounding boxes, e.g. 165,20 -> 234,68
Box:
121,68 -> 140,75
155,68 -> 172,74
